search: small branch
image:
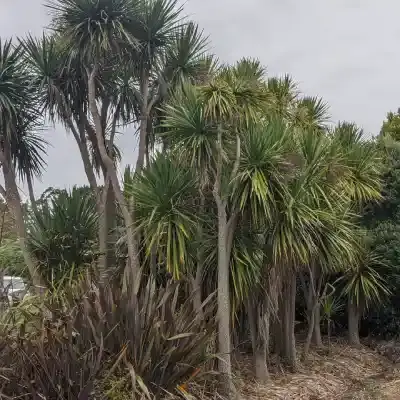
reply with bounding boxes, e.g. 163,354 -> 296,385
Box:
109,104 -> 120,159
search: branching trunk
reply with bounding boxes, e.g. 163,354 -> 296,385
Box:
87,66 -> 139,281
299,266 -> 324,358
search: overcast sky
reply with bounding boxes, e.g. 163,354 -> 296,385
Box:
1,0 -> 400,196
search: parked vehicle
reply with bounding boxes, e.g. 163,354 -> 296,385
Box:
2,276 -> 26,305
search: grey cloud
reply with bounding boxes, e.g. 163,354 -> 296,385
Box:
1,0 -> 400,194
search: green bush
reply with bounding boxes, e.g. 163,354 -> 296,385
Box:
0,239 -> 26,277
28,186 -> 98,284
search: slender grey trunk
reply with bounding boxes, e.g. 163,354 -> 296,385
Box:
348,297 -> 361,347
193,192 -> 205,316
247,298 -> 257,353
303,300 -> 317,361
247,298 -> 270,383
215,196 -> 234,395
213,126 -> 237,397
282,272 -> 297,371
1,147 -> 44,292
105,179 -> 117,269
136,69 -> 150,173
67,118 -> 98,193
26,173 -> 38,216
0,205 -> 6,246
313,306 -> 323,346
98,176 -> 110,280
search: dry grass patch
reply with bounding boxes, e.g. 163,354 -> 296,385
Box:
235,340 -> 398,399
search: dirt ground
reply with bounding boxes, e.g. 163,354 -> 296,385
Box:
235,339 -> 400,399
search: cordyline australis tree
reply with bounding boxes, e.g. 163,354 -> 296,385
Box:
150,63 -> 385,388
331,122 -> 385,346
0,40 -> 45,291
23,0 -> 210,280
160,59 -> 268,396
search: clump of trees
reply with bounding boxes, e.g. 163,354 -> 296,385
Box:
0,0 -> 396,398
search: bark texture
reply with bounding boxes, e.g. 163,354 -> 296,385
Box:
282,272 -> 297,371
348,297 -> 361,346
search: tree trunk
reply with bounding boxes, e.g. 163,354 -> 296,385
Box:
192,265 -> 203,316
136,69 -> 150,173
300,267 -> 324,350
192,192 -> 205,316
215,197 -> 234,396
97,176 -> 110,280
348,297 -> 361,346
303,300 -> 317,361
68,117 -> 98,193
313,305 -> 323,347
282,272 -> 297,371
26,173 -> 38,216
87,67 -> 139,282
271,315 -> 283,357
1,150 -> 44,292
105,179 -> 117,269
247,297 -> 270,383
255,341 -> 269,383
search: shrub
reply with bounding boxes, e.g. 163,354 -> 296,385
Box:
0,274 -> 216,399
28,187 -> 98,284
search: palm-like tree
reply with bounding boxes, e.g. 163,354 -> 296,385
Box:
127,153 -> 199,279
0,40 -> 44,290
161,60 -> 268,394
25,0 -> 212,280
21,33 -> 99,192
28,186 -> 98,285
340,246 -> 390,346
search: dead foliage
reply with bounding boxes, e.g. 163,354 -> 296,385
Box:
235,339 -> 400,399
